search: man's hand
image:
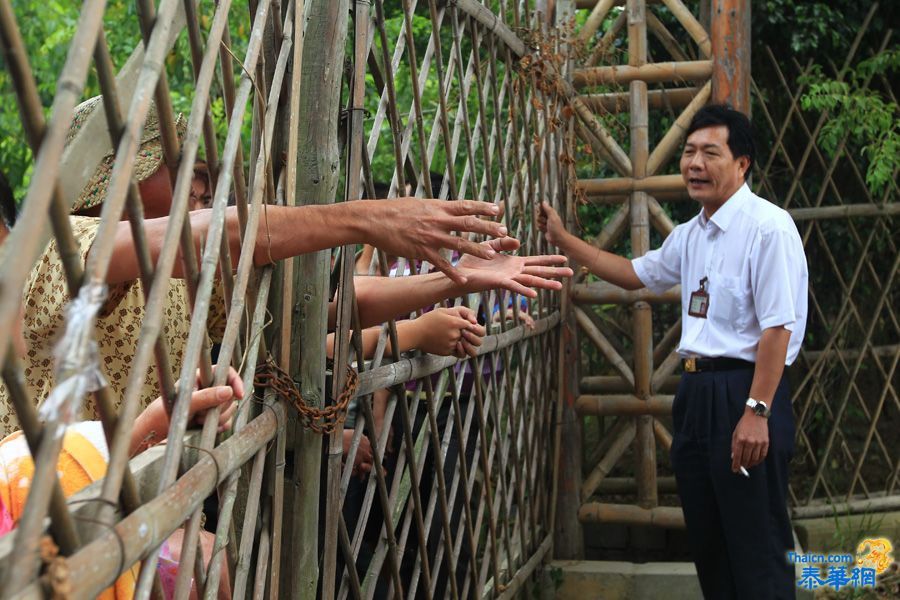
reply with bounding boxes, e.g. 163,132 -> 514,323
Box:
537,201 -> 569,248
362,198 -> 506,285
731,409 -> 769,472
413,306 -> 486,358
457,237 -> 573,297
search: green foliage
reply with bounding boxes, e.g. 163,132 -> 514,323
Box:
0,1 -> 251,204
800,50 -> 900,196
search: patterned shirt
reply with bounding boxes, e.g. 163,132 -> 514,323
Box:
0,216 -> 227,436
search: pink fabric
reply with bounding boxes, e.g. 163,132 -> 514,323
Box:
156,538 -> 181,600
0,495 -> 13,537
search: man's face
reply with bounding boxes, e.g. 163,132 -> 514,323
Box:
679,125 -> 749,207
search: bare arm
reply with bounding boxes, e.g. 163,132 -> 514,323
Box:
104,198 -> 506,285
538,201 -> 643,290
731,326 -> 791,471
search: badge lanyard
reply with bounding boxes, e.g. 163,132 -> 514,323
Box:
688,225 -> 722,320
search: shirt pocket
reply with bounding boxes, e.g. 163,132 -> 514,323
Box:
710,274 -> 753,328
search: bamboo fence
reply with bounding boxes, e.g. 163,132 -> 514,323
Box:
0,0 -> 568,598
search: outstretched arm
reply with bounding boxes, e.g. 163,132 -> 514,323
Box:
341,237 -> 573,329
327,307 -> 485,359
105,198 -> 505,285
538,202 -> 644,290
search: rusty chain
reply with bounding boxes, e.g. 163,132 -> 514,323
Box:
254,359 -> 358,435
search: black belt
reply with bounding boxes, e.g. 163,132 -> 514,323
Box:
682,357 -> 755,373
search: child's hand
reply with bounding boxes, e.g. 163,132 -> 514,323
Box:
414,307 -> 486,358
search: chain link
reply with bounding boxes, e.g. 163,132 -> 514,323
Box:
254,359 -> 358,435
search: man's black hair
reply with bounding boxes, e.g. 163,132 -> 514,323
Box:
0,171 -> 16,229
685,104 -> 756,181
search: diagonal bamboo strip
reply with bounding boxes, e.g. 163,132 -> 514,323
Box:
564,82 -> 634,176
647,10 -> 688,62
660,0 -> 711,58
651,349 -> 682,392
578,0 -> 615,44
581,419 -> 636,502
647,196 -> 676,237
575,307 -> 635,386
586,9 -> 626,68
653,418 -> 673,452
646,80 -> 711,176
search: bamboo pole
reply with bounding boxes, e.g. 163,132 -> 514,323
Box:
660,0 -> 712,58
648,196 -> 676,237
646,80 -> 711,176
576,394 -> 674,416
582,375 -> 680,394
581,419 -> 636,501
553,54 -> 586,564
578,0 -> 615,44
597,476 -> 678,494
578,503 -> 685,528
710,0 -> 750,112
651,349 -> 682,392
788,203 -> 900,221
653,418 -> 673,452
574,59 -> 713,88
647,11 -> 688,62
287,0 -> 348,596
591,203 -> 631,250
652,320 -> 681,367
572,282 -> 680,305
578,173 -> 685,194
585,10 -> 625,68
580,86 -> 701,112
575,307 -> 635,386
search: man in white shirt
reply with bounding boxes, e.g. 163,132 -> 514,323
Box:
539,104 -> 808,599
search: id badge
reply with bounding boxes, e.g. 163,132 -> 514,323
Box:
688,276 -> 710,318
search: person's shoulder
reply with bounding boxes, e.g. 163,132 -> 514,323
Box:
740,191 -> 798,236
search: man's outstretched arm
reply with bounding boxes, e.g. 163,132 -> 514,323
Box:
105,198 -> 505,285
537,201 -> 644,290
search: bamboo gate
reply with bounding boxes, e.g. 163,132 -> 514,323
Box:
0,0 -> 897,598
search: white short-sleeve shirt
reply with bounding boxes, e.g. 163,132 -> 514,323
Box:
632,184 -> 808,365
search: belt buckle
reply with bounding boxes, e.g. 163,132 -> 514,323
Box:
684,357 -> 697,373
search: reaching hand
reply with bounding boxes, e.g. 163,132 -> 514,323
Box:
132,366 -> 244,455
457,237 -> 573,298
361,198 -> 506,285
414,306 -> 486,358
536,201 -> 568,247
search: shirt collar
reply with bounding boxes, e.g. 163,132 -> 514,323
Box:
697,183 -> 750,232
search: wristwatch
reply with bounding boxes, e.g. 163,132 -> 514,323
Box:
746,398 -> 771,418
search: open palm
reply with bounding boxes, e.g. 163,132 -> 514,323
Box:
456,237 -> 572,297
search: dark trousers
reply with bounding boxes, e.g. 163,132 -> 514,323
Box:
671,368 -> 796,599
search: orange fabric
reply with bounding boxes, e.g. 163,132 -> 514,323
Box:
0,422 -> 138,598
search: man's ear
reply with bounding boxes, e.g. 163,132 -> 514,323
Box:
737,155 -> 751,179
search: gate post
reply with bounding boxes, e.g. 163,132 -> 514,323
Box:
710,0 -> 751,113
286,0 -> 350,598
552,0 -> 585,561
